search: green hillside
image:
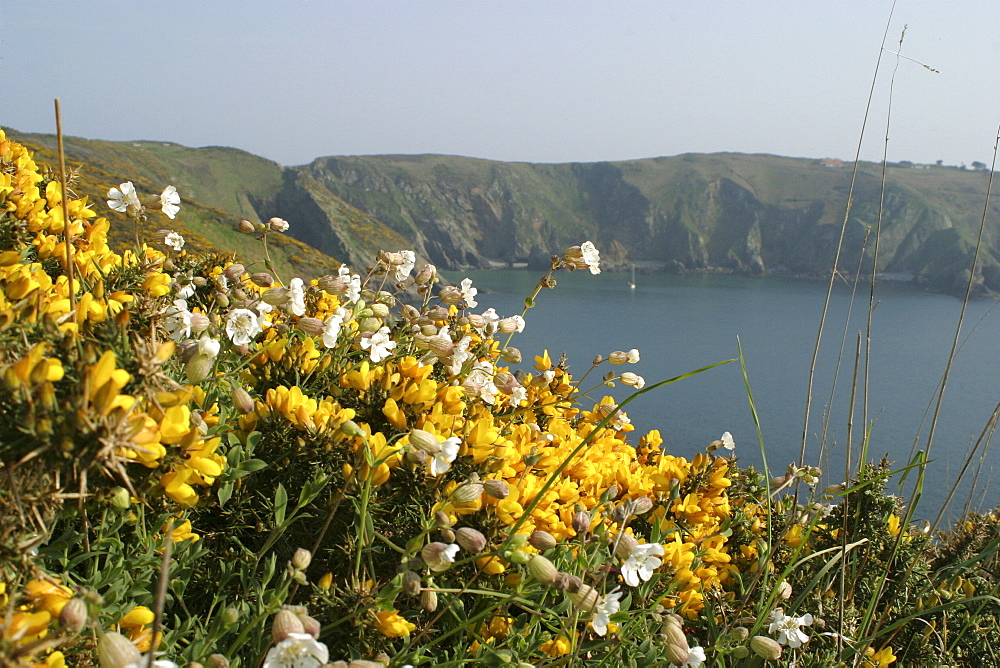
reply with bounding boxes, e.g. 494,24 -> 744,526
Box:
10,128 -> 1000,295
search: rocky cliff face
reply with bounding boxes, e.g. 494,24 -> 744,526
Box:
270,153 -> 999,294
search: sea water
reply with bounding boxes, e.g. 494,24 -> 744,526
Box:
442,269 -> 1000,519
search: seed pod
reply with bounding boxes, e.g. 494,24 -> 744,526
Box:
750,635 -> 782,661
528,530 -> 557,551
455,527 -> 487,553
526,555 -> 560,585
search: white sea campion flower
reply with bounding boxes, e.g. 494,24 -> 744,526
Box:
480,307 -> 500,333
262,632 -> 329,668
627,348 -> 640,363
287,278 -> 306,316
362,326 -> 397,363
621,542 -> 665,586
396,250 -> 416,282
164,231 -> 185,251
459,277 -> 478,308
591,587 -> 623,636
322,312 -> 344,349
226,308 -> 263,346
125,660 -> 179,668
159,185 -> 181,219
721,431 -> 735,452
581,240 -> 601,274
268,217 -> 290,232
768,609 -> 813,648
509,385 -> 528,405
164,299 -> 194,341
338,265 -> 362,303
196,336 -> 220,358
683,646 -> 706,667
107,181 -> 140,213
429,436 -> 461,476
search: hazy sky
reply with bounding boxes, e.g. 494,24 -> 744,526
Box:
3,1 -> 1000,167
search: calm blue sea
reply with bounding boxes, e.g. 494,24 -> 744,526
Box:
442,269 -> 1000,520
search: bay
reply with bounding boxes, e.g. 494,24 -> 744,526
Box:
442,269 -> 1000,519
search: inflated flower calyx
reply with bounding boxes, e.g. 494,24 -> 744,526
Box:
402,570 -> 421,597
231,386 -> 255,415
452,483 -> 483,503
291,548 -> 312,570
455,527 -> 487,553
261,287 -> 291,306
750,635 -> 783,660
499,347 -> 522,364
567,583 -> 600,612
526,554 -> 560,585
528,530 -> 557,551
223,263 -> 245,281
661,614 -> 690,665
421,588 -> 438,613
296,317 -> 324,336
612,532 -> 639,560
438,286 -> 464,305
439,527 -> 456,543
59,597 -> 88,633
296,612 -> 321,639
572,509 -> 592,535
98,631 -> 142,668
409,429 -> 441,454
369,303 -> 390,318
205,655 -> 230,668
483,479 -> 510,499
271,608 -> 305,642
608,351 -> 630,365
236,219 -> 256,233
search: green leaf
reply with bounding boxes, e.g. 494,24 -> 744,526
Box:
274,484 -> 288,527
218,482 -> 233,509
241,459 -> 267,474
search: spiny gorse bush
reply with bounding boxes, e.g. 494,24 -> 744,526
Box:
0,128 -> 998,667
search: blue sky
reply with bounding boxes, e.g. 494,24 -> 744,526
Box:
3,1 -> 999,167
